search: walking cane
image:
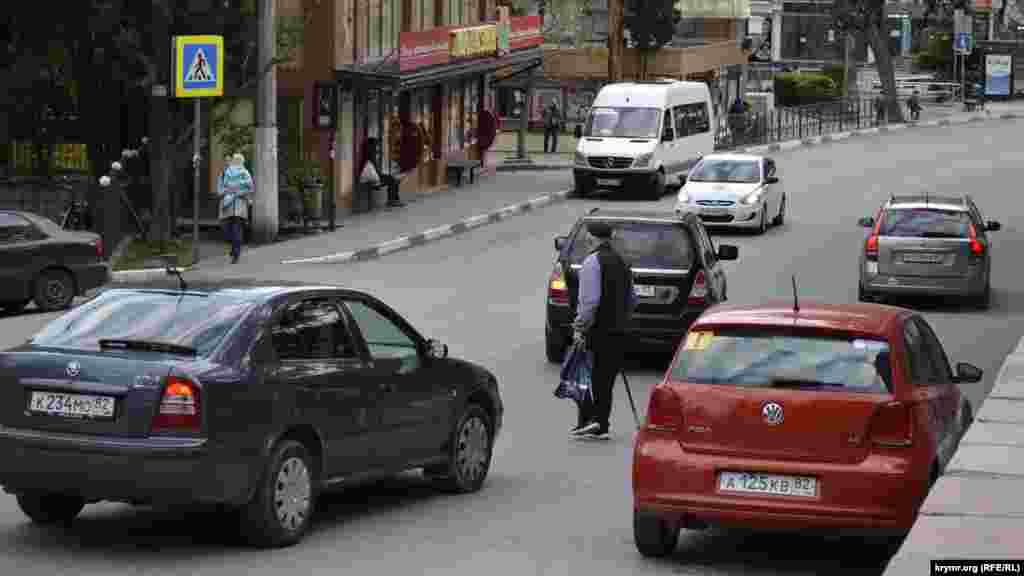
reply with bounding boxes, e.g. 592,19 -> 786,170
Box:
620,370 -> 641,430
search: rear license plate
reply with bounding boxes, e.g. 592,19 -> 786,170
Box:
718,471 -> 818,498
634,284 -> 656,297
701,207 -> 730,216
903,252 -> 944,264
28,391 -> 115,420
596,178 -> 621,187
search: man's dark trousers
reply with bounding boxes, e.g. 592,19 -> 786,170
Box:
544,128 -> 558,153
579,332 -> 626,430
222,216 -> 244,261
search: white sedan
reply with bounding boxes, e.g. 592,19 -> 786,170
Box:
674,153 -> 786,234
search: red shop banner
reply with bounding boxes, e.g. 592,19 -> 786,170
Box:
509,15 -> 543,51
400,16 -> 544,73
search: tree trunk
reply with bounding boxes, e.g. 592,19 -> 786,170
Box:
866,23 -> 903,122
608,0 -> 623,82
148,0 -> 171,243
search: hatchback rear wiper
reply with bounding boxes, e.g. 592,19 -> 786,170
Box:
770,379 -> 845,390
99,339 -> 197,356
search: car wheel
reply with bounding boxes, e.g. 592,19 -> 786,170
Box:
858,284 -> 876,303
16,492 -> 85,524
241,439 -> 317,548
573,178 -> 590,198
756,206 -> 768,235
545,329 -> 567,363
975,282 -> 991,310
633,509 -> 678,558
773,195 -> 786,226
430,404 -> 493,494
649,171 -> 666,200
1,300 -> 29,314
33,269 -> 75,312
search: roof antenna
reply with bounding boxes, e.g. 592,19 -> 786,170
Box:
791,275 -> 799,313
161,253 -> 187,291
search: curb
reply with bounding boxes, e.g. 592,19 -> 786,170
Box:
285,110 -> 1023,266
495,162 -> 572,172
110,267 -> 194,283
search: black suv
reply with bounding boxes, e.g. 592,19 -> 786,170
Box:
545,209 -> 738,362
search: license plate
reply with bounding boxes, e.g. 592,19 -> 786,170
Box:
903,252 -> 943,264
634,284 -> 656,297
28,391 -> 115,420
701,207 -> 730,215
718,471 -> 818,498
596,178 -> 621,187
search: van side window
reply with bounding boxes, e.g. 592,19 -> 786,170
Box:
662,110 -> 674,141
676,103 -> 709,136
673,105 -> 687,136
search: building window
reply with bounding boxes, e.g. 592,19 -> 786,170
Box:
448,84 -> 464,151
365,0 -> 400,60
464,79 -> 478,145
447,0 -> 463,25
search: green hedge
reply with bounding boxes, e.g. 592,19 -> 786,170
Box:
773,72 -> 840,107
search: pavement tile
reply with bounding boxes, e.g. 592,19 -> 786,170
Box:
974,398 -> 1024,424
920,475 -> 1024,517
960,421 -> 1024,447
946,443 -> 1024,477
989,357 -> 1024,400
887,516 -> 1024,566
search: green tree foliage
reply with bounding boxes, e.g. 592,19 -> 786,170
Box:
773,72 -> 839,107
623,0 -> 679,79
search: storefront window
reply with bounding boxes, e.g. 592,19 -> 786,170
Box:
364,0 -> 399,60
448,84 -> 463,151
464,80 -> 478,145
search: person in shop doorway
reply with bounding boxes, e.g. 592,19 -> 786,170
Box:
216,153 -> 253,264
363,137 -> 405,209
907,90 -> 922,121
570,221 -> 637,440
543,100 -> 563,154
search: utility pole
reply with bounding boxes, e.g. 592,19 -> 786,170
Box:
253,0 -> 279,244
608,0 -> 624,83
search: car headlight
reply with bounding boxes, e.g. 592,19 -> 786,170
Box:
741,189 -> 763,205
677,190 -> 689,204
634,153 -> 653,168
574,152 -> 587,166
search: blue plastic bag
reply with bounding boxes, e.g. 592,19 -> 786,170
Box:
554,340 -> 594,404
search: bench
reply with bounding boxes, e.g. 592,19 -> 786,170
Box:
446,159 -> 482,187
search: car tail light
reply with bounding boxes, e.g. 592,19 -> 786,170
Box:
865,213 -> 882,262
152,376 -> 201,433
645,384 -> 683,431
687,270 -> 707,305
869,401 -> 914,448
968,223 -> 985,260
548,265 -> 569,305
94,238 -> 104,260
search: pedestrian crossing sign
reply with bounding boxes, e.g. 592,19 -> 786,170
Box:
174,35 -> 224,97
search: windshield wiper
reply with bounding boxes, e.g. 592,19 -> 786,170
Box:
770,379 -> 845,390
98,339 -> 197,356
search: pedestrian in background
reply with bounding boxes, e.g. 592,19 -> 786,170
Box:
570,221 -> 637,440
217,152 -> 253,264
364,137 -> 405,209
907,90 -> 922,121
543,100 -> 563,154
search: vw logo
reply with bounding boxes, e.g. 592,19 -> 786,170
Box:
762,402 -> 784,426
66,361 -> 81,379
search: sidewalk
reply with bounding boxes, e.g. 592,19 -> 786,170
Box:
884,335 -> 1024,574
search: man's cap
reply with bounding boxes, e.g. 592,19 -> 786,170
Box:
587,221 -> 613,238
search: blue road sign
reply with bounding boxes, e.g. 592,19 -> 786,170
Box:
174,35 -> 224,97
955,33 -> 972,54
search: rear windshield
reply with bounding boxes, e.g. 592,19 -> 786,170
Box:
30,290 -> 256,356
687,159 -> 760,183
669,329 -> 894,393
569,221 -> 695,269
880,208 -> 970,238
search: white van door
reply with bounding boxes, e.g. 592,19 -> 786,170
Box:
656,108 -> 676,177
671,99 -> 714,184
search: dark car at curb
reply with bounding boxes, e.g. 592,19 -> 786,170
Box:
545,209 -> 738,362
0,210 -> 108,313
0,281 -> 503,548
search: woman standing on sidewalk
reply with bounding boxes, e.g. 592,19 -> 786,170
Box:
217,153 -> 254,264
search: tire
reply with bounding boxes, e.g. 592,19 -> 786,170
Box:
573,177 -> 591,198
975,282 -> 991,310
858,284 -> 874,303
773,195 -> 786,226
33,269 -> 75,312
649,171 -> 666,201
756,205 -> 768,235
429,404 -> 493,494
241,439 -> 317,548
633,509 -> 678,558
545,329 -> 567,364
1,300 -> 29,314
16,492 -> 85,524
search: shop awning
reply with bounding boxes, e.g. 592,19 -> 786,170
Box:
335,47 -> 544,92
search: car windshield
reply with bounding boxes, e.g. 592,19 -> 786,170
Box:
29,290 -> 256,357
669,328 -> 894,393
569,221 -> 695,269
880,208 -> 970,238
687,159 -> 761,183
584,107 -> 661,139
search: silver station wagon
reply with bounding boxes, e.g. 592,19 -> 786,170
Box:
857,194 -> 1001,309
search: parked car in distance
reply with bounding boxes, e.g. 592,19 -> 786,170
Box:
632,301 -> 980,557
675,153 -> 785,234
857,194 -> 999,309
0,210 -> 108,313
0,280 -> 503,548
546,209 -> 738,362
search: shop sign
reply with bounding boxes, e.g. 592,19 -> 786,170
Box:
400,27 -> 452,72
400,16 -> 543,72
509,15 -> 543,51
450,25 -> 498,59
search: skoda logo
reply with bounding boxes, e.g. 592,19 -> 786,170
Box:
762,402 -> 784,426
66,361 -> 81,379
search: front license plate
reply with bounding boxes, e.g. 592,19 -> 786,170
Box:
634,284 -> 656,297
28,391 -> 115,420
718,471 -> 818,498
701,207 -> 730,216
903,252 -> 943,264
596,178 -> 621,187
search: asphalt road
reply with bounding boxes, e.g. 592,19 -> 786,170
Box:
3,119 -> 1024,575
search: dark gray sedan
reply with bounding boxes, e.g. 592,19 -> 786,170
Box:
0,280 -> 503,547
857,194 -> 1000,308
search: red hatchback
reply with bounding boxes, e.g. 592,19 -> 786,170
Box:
631,301 -> 983,557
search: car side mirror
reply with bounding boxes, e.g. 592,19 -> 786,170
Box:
858,217 -> 875,228
717,244 -> 739,261
986,220 -> 1001,231
574,124 -> 583,139
554,235 -> 567,251
766,176 -> 779,184
953,362 -> 983,383
427,338 -> 448,359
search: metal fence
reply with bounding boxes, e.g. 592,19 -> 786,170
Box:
714,97 -> 898,150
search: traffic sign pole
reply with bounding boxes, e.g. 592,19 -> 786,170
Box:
193,98 -> 200,266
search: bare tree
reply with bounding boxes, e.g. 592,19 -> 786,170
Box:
833,0 -> 904,122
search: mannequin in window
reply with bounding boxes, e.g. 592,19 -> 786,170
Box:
363,137 -> 405,209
